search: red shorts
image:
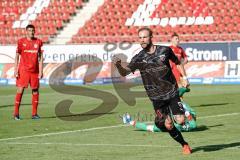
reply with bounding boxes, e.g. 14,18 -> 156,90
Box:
16,69 -> 39,89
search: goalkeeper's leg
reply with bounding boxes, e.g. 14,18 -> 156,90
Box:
129,121 -> 161,132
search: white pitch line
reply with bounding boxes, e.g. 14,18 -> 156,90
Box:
198,112 -> 240,119
2,142 -> 174,148
0,112 -> 239,142
0,124 -> 126,142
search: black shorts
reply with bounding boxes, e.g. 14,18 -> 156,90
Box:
152,95 -> 185,123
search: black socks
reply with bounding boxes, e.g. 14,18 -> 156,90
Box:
168,126 -> 188,146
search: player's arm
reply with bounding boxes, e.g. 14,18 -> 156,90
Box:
14,40 -> 22,78
14,52 -> 20,78
181,48 -> 188,65
176,63 -> 187,76
187,119 -> 197,131
176,64 -> 189,87
182,56 -> 188,65
181,102 -> 197,131
168,47 -> 189,87
112,55 -> 131,77
39,52 -> 43,79
38,41 -> 43,79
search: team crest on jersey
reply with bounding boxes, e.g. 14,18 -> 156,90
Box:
23,43 -> 27,47
159,55 -> 166,61
34,44 -> 38,48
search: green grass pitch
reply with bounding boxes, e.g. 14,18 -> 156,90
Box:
0,84 -> 240,160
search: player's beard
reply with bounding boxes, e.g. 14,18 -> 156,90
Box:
141,42 -> 152,51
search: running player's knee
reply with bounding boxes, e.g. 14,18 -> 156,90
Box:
154,116 -> 165,130
165,116 -> 174,130
165,123 -> 173,130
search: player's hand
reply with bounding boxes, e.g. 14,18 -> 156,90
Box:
186,77 -> 190,87
112,55 -> 121,66
39,72 -> 43,79
182,77 -> 190,88
14,70 -> 19,78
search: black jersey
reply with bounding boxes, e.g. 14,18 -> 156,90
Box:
127,45 -> 180,101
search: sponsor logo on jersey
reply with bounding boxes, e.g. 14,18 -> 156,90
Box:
159,55 -> 166,61
24,50 -> 38,53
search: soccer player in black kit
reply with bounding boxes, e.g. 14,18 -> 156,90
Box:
112,27 -> 192,155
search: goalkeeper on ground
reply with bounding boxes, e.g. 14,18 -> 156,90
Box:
123,87 -> 197,132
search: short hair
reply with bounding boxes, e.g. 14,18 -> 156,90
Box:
138,27 -> 153,37
26,24 -> 35,30
171,32 -> 179,38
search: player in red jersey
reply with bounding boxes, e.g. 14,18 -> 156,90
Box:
169,33 -> 188,88
13,24 -> 43,120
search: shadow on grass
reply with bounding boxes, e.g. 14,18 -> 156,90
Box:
133,124 -> 224,132
191,124 -> 224,132
0,103 -> 45,108
40,111 -> 117,119
192,103 -> 230,108
192,142 -> 240,153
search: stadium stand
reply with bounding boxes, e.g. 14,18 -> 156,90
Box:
69,0 -> 240,43
0,0 -> 83,44
0,0 -> 239,44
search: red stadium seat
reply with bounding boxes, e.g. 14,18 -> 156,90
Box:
0,0 -> 239,44
0,0 -> 84,44
70,0 -> 240,43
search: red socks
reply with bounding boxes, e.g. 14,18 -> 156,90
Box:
14,93 -> 23,116
32,93 -> 39,116
14,92 -> 40,117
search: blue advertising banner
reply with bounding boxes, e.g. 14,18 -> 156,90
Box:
181,42 -> 230,61
1,43 -> 240,85
229,42 -> 240,61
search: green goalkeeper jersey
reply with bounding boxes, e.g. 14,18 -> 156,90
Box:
133,87 -> 196,132
134,101 -> 197,132
174,101 -> 197,131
